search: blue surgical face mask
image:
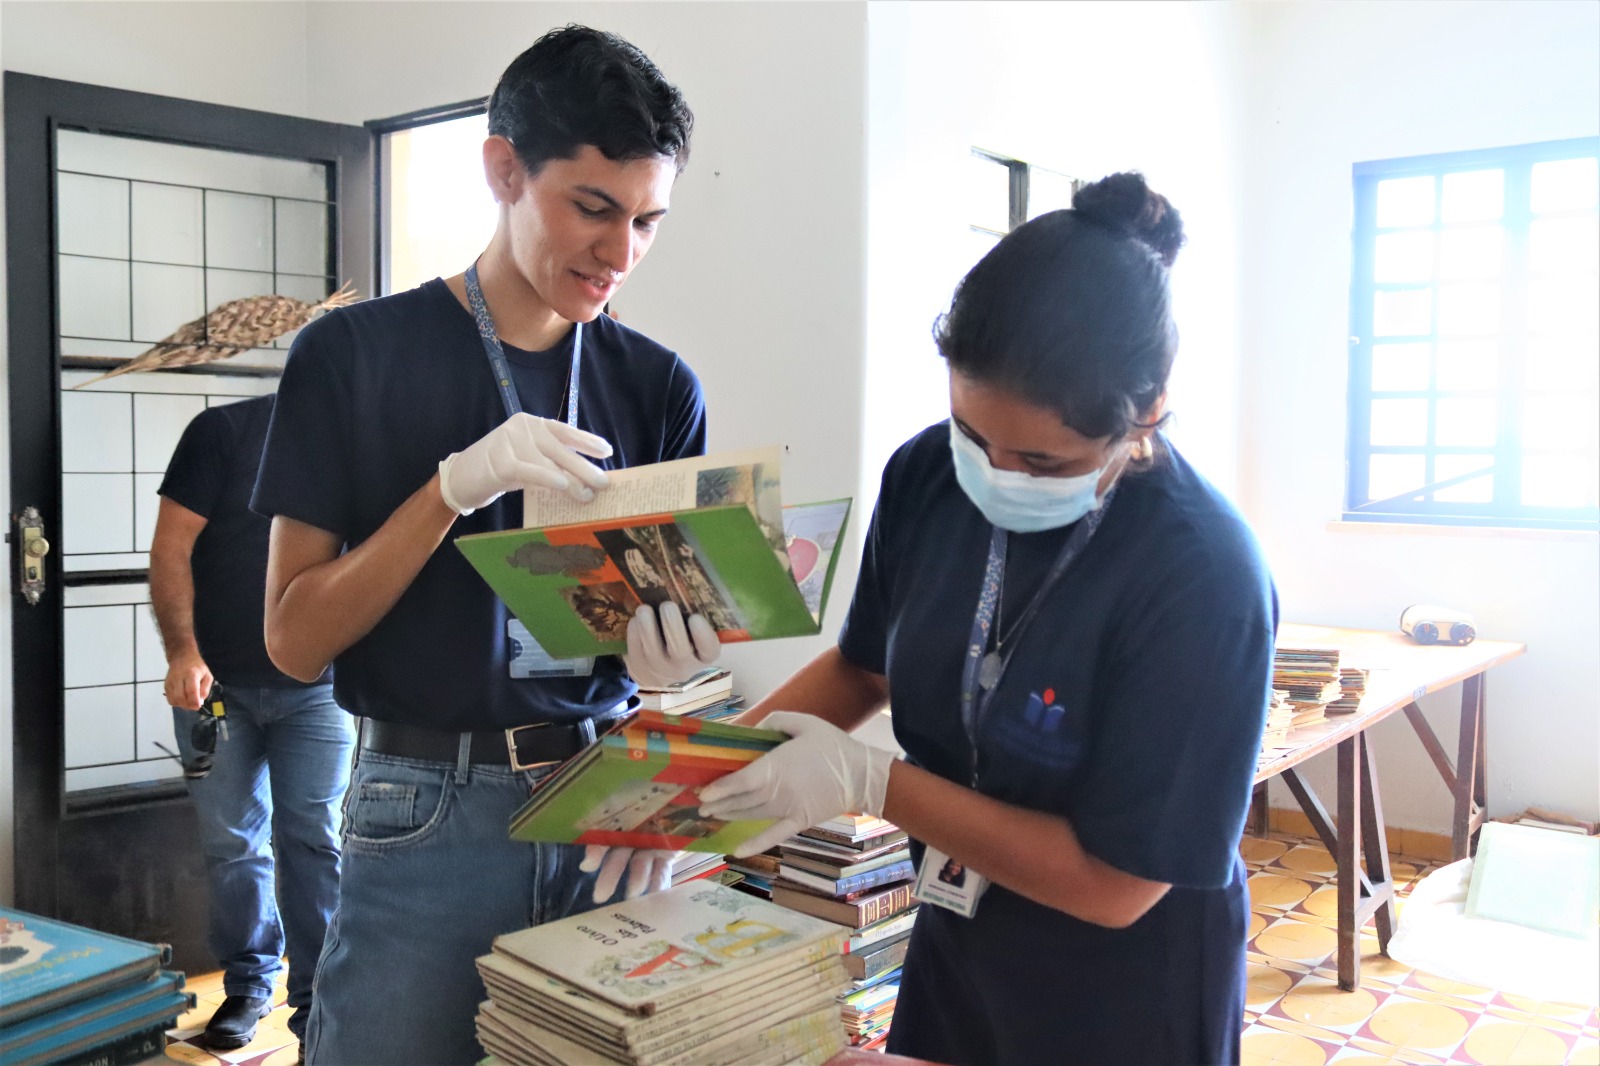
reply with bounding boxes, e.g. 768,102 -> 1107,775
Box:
948,420 -> 1107,533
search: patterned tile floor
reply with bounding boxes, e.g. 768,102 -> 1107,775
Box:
160,831 -> 1599,1065
1240,832 -> 1598,1066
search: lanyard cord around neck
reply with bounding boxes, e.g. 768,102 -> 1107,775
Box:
464,262 -> 581,425
956,488 -> 1116,787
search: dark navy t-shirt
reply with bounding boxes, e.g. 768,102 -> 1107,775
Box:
158,395 -> 326,688
250,279 -> 706,730
840,422 -> 1277,1065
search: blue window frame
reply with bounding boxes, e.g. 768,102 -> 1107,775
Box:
1347,136 -> 1599,531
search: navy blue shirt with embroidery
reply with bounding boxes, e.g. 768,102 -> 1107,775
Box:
251,279 -> 706,731
839,422 -> 1277,1066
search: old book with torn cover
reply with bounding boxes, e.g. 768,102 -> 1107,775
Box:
455,446 -> 851,659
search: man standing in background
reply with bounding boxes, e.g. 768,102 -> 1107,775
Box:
151,393 -> 354,1056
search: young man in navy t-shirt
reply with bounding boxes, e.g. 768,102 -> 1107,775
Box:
252,27 -> 717,1065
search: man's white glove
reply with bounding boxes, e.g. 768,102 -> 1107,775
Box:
697,711 -> 896,858
624,602 -> 720,689
580,845 -> 674,902
438,412 -> 613,515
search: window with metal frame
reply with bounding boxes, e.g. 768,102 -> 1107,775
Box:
1346,137 -> 1599,531
966,147 -> 1080,261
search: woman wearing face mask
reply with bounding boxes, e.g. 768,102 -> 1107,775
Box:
698,172 -> 1276,1066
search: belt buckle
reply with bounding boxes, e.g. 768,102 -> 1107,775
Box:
505,723 -> 562,772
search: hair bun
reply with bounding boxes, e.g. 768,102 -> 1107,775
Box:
1072,172 -> 1186,267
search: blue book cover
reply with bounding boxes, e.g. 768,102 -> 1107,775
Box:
0,910 -> 167,1027
0,971 -> 185,1052
1,987 -> 192,1066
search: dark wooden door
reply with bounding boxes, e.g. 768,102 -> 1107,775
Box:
5,73 -> 371,970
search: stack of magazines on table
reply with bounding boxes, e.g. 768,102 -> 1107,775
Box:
474,882 -> 849,1065
0,908 -> 193,1066
732,815 -> 917,1053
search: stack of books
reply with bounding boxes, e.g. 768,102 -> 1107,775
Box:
637,668 -> 744,722
1326,667 -> 1369,714
1273,647 -> 1344,729
474,883 -> 849,1066
751,817 -> 917,1052
0,909 -> 193,1066
1258,688 -> 1295,767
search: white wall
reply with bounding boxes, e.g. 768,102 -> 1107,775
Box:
864,0 -> 1249,513
1236,0 -> 1600,828
0,0 -> 315,906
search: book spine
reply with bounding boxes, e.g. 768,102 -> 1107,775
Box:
833,860 -> 914,896
846,935 -> 910,981
642,934 -> 845,1013
51,1023 -> 168,1066
853,884 -> 916,927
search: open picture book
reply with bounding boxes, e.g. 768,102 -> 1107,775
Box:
455,446 -> 852,660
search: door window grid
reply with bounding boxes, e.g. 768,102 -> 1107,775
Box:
1347,138 -> 1599,530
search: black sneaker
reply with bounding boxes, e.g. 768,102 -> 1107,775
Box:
203,993 -> 273,1050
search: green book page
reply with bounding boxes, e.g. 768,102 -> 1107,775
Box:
781,499 -> 852,626
455,504 -> 818,659
511,726 -> 782,854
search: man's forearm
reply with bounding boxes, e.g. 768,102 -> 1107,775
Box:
148,547 -> 200,660
266,474 -> 459,681
737,647 -> 889,732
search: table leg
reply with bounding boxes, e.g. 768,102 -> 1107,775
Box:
1359,732 -> 1397,951
1453,674 -> 1485,860
1337,736 -> 1360,990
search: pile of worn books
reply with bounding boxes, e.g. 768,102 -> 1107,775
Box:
1327,667 -> 1369,714
475,883 -> 849,1066
0,908 -> 192,1066
1273,646 -> 1344,729
1258,688 -> 1296,767
749,815 -> 916,1053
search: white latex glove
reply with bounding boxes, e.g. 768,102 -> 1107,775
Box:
580,845 -> 675,902
438,412 -> 613,515
697,711 -> 896,858
624,602 -> 720,689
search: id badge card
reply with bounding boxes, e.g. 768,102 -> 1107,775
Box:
912,845 -> 990,918
508,619 -> 595,679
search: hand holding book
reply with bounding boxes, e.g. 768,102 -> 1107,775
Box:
624,602 -> 719,688
697,711 -> 897,858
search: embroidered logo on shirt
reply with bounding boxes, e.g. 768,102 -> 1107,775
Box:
1023,688 -> 1067,732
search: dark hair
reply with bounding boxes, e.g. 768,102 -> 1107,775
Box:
487,25 -> 694,175
935,171 -> 1185,442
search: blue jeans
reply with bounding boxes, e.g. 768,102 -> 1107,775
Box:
304,746 -> 615,1066
172,684 -> 354,1040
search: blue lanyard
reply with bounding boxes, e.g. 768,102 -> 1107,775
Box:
957,489 -> 1115,786
464,263 -> 581,426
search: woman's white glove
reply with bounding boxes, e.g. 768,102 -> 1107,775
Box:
580,845 -> 675,902
697,711 -> 896,858
438,412 -> 613,515
624,603 -> 720,688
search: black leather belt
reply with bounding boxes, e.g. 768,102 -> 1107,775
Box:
359,718 -> 605,771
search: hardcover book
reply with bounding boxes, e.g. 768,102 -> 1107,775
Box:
508,711 -> 788,854
488,883 -> 848,1016
455,447 -> 851,660
769,882 -> 918,929
0,910 -> 168,1027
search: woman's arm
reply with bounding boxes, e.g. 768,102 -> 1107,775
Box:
736,646 -> 890,733
883,761 -> 1170,928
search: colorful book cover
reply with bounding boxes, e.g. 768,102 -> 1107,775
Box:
490,883 -> 847,1016
456,452 -> 852,660
509,712 -> 788,854
0,910 -> 166,1027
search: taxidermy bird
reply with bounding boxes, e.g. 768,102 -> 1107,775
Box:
71,283 -> 358,388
